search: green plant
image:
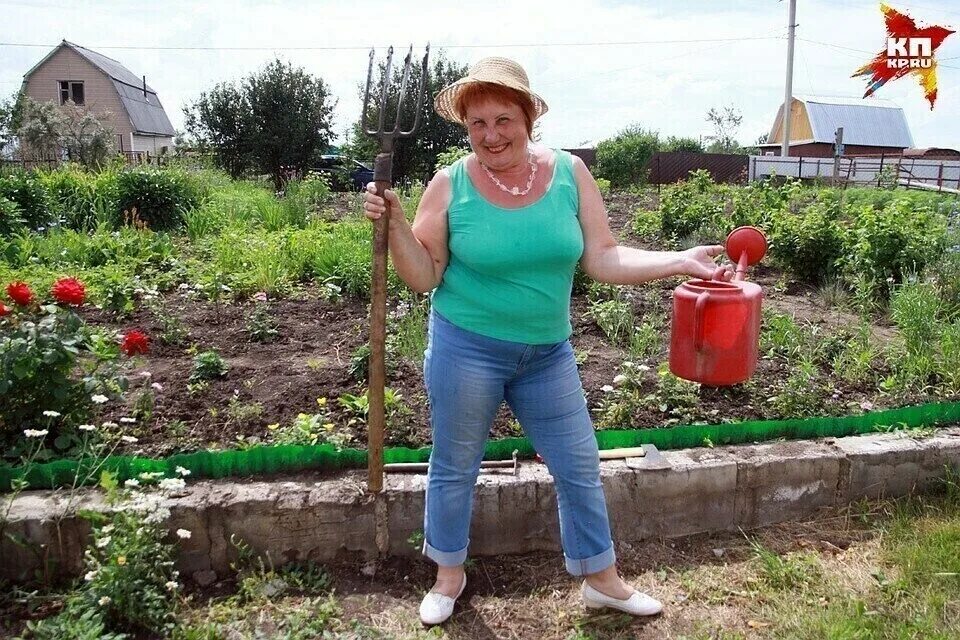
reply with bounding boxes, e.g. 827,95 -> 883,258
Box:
190,350 -> 228,382
769,357 -> 826,418
0,300 -> 127,449
659,169 -> 725,240
890,280 -> 941,389
594,177 -> 611,196
22,593 -> 127,640
938,320 -> 960,396
147,299 -> 189,346
628,318 -> 661,362
749,538 -> 822,591
81,504 -> 180,634
841,199 -> 947,302
768,202 -> 844,285
388,294 -> 429,363
587,298 -> 633,345
0,170 -> 52,231
246,301 -> 278,342
115,168 -> 201,232
831,322 -> 877,386
760,310 -> 810,361
434,145 -> 471,171
594,125 -> 659,188
631,207 -> 661,239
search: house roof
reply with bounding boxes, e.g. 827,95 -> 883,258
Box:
24,40 -> 176,137
768,95 -> 913,149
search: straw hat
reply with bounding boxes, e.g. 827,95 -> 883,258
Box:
434,57 -> 549,124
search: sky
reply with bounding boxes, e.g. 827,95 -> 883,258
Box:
2,0 -> 959,151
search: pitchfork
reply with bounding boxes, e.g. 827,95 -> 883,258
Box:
361,44 -> 430,494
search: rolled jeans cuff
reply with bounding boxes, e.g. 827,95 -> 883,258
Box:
564,544 -> 616,576
423,540 -> 469,567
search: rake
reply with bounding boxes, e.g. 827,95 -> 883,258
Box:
361,44 -> 430,495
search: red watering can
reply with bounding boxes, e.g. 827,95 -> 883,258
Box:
669,226 -> 767,386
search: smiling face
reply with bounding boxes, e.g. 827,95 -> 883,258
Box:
464,97 -> 531,172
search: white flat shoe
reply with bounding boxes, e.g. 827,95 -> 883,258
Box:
581,581 -> 663,616
419,574 -> 467,625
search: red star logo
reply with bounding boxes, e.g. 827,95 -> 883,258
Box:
853,3 -> 955,109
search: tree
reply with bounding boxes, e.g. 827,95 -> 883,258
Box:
343,50 -> 469,184
594,125 -> 660,188
705,106 -> 743,154
662,136 -> 704,153
0,91 -> 25,158
184,59 -> 336,187
58,101 -> 114,168
16,97 -> 114,169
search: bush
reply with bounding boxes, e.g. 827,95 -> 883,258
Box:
116,168 -> 202,231
0,170 -> 52,231
595,177 -> 611,196
841,199 -> 946,301
0,290 -> 128,450
659,169 -> 725,240
594,125 -> 659,188
768,202 -> 845,285
0,195 -> 24,236
434,146 -> 471,171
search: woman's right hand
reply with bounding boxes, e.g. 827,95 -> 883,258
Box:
363,182 -> 403,222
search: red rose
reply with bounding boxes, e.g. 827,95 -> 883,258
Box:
51,277 -> 86,306
6,281 -> 33,306
0,302 -> 9,317
120,330 -> 150,356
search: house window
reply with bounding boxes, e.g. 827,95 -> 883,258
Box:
58,80 -> 84,105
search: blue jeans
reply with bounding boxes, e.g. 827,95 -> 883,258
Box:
422,310 -> 616,576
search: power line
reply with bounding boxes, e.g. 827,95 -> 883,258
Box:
0,36 -> 789,53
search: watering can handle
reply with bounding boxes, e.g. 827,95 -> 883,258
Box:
693,290 -> 710,352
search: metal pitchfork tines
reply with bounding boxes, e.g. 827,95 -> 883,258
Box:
361,44 -> 430,494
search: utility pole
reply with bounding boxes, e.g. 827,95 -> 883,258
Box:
833,126 -> 844,185
780,0 -> 797,157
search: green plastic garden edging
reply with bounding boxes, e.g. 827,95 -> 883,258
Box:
3,401 -> 959,493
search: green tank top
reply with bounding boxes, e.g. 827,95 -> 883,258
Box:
431,149 -> 584,344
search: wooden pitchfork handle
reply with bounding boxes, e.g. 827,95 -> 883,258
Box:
368,161 -> 392,493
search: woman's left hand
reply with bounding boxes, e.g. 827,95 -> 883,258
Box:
679,245 -> 735,281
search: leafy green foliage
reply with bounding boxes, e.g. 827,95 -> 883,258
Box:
659,169 -> 725,239
0,170 -> 52,231
345,51 -> 469,184
115,168 -> 202,231
768,202 -> 845,285
594,125 -> 659,188
190,350 -> 228,381
0,305 -> 127,444
434,145 -> 471,171
184,58 -> 336,187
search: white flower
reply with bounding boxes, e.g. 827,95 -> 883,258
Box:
79,424 -> 96,431
120,417 -> 137,424
102,421 -> 118,429
124,479 -> 140,488
623,361 -> 635,368
165,580 -> 179,591
140,371 -> 152,379
613,374 -> 628,385
601,385 -> 614,393
96,536 -> 111,548
42,410 -> 61,418
159,478 -> 186,492
121,435 -> 138,443
91,394 -> 109,404
98,596 -> 111,606
636,364 -> 651,372
176,528 -> 191,539
23,429 -> 48,438
175,466 -> 191,477
151,382 -> 164,392
178,283 -> 190,290
84,570 -> 98,582
102,525 -> 114,534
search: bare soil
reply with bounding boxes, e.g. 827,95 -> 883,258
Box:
73,191 -> 919,460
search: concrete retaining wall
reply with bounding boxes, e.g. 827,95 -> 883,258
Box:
3,429 -> 960,584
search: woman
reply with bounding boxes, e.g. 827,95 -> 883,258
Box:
363,57 -> 733,625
